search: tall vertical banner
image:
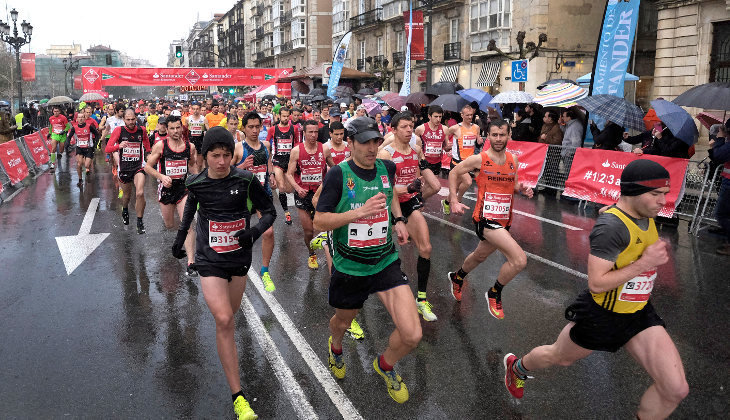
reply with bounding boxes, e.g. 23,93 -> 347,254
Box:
404,11 -> 424,60
327,31 -> 352,99
20,53 -> 35,81
399,1 -> 413,97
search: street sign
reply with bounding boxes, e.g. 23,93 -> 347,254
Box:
511,60 -> 528,83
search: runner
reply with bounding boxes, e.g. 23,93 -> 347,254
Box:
105,108 -> 151,234
205,99 -> 226,130
102,104 -> 127,198
313,117 -> 420,403
446,119 -> 533,318
144,115 -> 197,275
224,112 -> 245,142
67,111 -> 100,186
187,102 -> 207,173
415,104 -> 451,189
286,120 -> 328,269
232,112 -> 277,292
267,107 -> 300,225
47,106 -> 68,171
171,126 -> 275,420
503,159 -> 688,419
149,116 -> 168,145
378,112 -> 437,321
442,104 -> 483,215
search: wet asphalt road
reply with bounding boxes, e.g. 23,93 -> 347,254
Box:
0,153 -> 728,419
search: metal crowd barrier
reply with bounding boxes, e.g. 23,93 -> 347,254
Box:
691,165 -> 723,235
0,129 -> 51,204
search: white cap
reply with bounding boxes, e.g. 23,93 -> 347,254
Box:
340,102 -> 347,107
171,110 -> 182,117
400,105 -> 408,112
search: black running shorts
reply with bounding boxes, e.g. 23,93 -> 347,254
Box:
76,147 -> 95,159
294,190 -> 316,219
118,168 -> 145,184
190,136 -> 203,154
272,154 -> 290,170
328,259 -> 408,310
565,290 -> 666,353
419,159 -> 441,176
158,183 -> 188,205
399,195 -> 424,218
196,264 -> 249,282
473,218 -> 510,240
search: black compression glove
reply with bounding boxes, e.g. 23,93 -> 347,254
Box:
406,178 -> 422,194
171,230 -> 187,259
234,228 -> 255,249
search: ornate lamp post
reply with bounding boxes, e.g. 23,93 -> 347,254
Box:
0,9 -> 32,110
63,52 -> 81,95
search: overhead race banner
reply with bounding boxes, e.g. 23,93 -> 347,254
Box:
20,53 -> 35,81
590,0 -> 640,98
81,67 -> 292,92
327,31 -> 352,99
23,132 -> 50,166
506,141 -> 549,188
403,10 -> 424,61
0,141 -> 30,184
563,149 -> 689,217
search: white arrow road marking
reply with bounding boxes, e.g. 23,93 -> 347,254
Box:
55,198 -> 109,275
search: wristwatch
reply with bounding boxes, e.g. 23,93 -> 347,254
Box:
392,216 -> 407,225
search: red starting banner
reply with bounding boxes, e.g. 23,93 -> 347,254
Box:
563,148 -> 689,217
0,141 -> 30,184
23,132 -> 50,166
506,141 -> 549,189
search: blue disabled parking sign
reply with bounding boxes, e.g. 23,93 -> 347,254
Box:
511,60 -> 528,83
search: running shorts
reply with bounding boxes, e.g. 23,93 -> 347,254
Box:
190,136 -> 203,155
272,154 -> 290,170
76,147 -> 94,159
196,264 -> 249,282
294,190 -> 316,219
51,133 -> 66,143
118,168 -> 145,184
473,218 -> 510,240
419,159 -> 441,176
328,259 -> 408,309
565,290 -> 666,353
399,194 -> 424,218
158,183 -> 188,205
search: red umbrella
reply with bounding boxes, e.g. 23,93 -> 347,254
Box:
696,111 -> 726,130
384,94 -> 406,110
643,109 -> 661,131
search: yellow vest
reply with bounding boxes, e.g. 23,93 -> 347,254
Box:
591,207 -> 658,314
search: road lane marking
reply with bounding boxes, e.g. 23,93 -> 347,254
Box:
55,197 -> 110,275
248,270 -> 363,420
422,212 -> 589,280
240,294 -> 318,419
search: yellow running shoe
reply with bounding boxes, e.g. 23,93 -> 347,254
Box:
308,255 -> 319,269
347,319 -> 365,340
233,395 -> 258,420
328,336 -> 346,379
416,299 -> 438,322
309,232 -> 328,250
117,187 -> 123,199
373,357 -> 409,403
261,271 -> 275,292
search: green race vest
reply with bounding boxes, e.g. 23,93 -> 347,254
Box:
332,159 -> 397,275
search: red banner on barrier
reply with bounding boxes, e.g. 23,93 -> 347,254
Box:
0,141 -> 30,184
81,67 -> 292,91
404,11 -> 425,61
21,53 -> 35,81
506,141 -> 549,188
24,132 -> 50,165
40,128 -> 53,150
563,149 -> 689,217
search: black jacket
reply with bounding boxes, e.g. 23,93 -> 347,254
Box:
591,122 -> 624,150
642,129 -> 689,159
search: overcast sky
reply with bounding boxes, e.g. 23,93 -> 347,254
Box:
4,0 -> 236,66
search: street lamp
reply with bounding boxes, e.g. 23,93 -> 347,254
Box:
0,9 -> 32,112
63,52 -> 81,95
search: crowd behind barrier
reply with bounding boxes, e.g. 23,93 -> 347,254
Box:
0,134 -> 723,236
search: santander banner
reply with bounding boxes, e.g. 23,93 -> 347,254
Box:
506,141 -> 549,188
0,141 -> 30,184
21,53 -> 35,81
563,148 -> 689,217
23,132 -> 50,166
403,11 -> 425,60
81,67 -> 292,92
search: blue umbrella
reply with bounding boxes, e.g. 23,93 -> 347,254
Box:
456,89 -> 495,113
650,99 -> 698,145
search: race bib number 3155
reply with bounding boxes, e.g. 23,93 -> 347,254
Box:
209,218 -> 247,253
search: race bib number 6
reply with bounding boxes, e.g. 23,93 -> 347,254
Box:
301,167 -> 322,184
348,208 -> 389,248
462,134 -> 476,148
209,218 -> 247,253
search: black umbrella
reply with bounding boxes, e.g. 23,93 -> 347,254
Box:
335,96 -> 354,105
672,82 -> 730,111
309,87 -> 326,96
335,86 -> 355,97
537,79 -> 577,90
358,87 -> 376,95
353,94 -> 367,99
425,81 -> 465,96
292,80 -> 310,94
405,92 -> 430,105
311,95 -> 327,102
260,95 -> 277,101
428,94 -> 469,113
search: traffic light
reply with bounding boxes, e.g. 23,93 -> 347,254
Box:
229,88 -> 236,94
175,46 -> 182,58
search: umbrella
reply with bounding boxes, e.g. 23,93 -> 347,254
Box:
362,98 -> 382,117
292,80 -> 310,94
643,109 -> 661,131
533,83 -> 588,107
358,87 -> 376,95
46,96 -> 73,106
79,92 -> 105,101
696,112 -> 726,130
405,92 -> 430,105
456,89 -> 496,112
309,87 -> 326,96
425,81 -> 465,96
335,86 -> 355,97
650,99 -> 698,145
577,94 -> 645,132
384,94 -> 407,110
428,94 -> 469,113
374,91 -> 393,98
490,91 -> 534,104
260,95 -> 277,101
39,98 -> 49,104
537,79 -> 577,90
672,82 -> 730,111
335,96 -> 354,105
576,72 -> 639,84
311,95 -> 327,102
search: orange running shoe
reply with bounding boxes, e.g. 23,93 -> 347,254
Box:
486,290 -> 504,319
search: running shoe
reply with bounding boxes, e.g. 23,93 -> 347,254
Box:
441,199 -> 451,215
137,219 -> 146,235
309,232 -> 328,251
416,300 -> 438,322
486,290 -> 504,319
49,162 -> 55,171
448,272 -> 463,302
308,255 -> 319,269
233,395 -> 258,420
262,271 -> 276,292
185,263 -> 198,277
503,353 -> 525,399
284,211 -> 292,225
118,187 -> 124,199
121,208 -> 129,225
328,336 -> 346,379
373,357 -> 409,403
347,319 -> 365,340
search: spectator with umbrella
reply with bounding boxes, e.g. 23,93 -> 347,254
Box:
511,110 -> 533,141
538,110 -> 563,145
710,124 -> 730,255
590,120 -> 625,150
632,122 -> 690,159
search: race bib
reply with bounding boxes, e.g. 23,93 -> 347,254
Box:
482,192 -> 512,220
618,269 -> 656,302
122,144 -> 141,161
208,218 -> 247,253
251,164 -> 267,184
77,137 -> 89,148
165,159 -> 187,179
301,167 -> 322,185
348,208 -> 389,248
462,134 -> 476,148
395,165 -> 417,187
425,142 -> 442,157
190,124 -> 203,136
277,138 -> 293,151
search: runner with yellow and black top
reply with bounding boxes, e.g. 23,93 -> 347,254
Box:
313,117 -> 420,404
503,159 -> 688,419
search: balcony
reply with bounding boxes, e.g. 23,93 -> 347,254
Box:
256,27 -> 264,38
282,10 -> 292,23
357,58 -> 365,71
373,55 -> 385,68
281,40 -> 293,53
392,51 -> 405,68
444,42 -> 461,61
350,8 -> 383,30
292,38 -> 306,49
256,51 -> 265,61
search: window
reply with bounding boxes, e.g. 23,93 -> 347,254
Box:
377,36 -> 383,56
360,40 -> 366,59
396,31 -> 404,52
382,0 -> 406,20
470,0 -> 511,51
299,18 -> 306,38
450,18 -> 459,43
711,21 -> 730,82
333,0 -> 350,34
